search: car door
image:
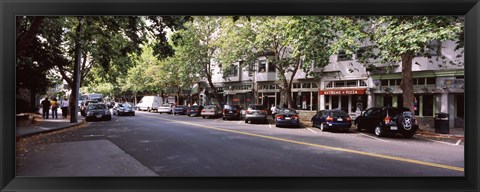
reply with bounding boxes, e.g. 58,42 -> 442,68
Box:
364,108 -> 383,129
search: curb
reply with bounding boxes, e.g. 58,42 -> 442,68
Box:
16,120 -> 86,141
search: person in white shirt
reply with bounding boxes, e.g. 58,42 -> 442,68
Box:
270,104 -> 277,119
61,97 -> 69,119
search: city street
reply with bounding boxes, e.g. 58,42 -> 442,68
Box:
16,110 -> 464,177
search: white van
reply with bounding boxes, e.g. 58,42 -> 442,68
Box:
136,96 -> 163,112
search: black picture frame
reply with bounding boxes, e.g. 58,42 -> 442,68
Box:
1,0 -> 479,191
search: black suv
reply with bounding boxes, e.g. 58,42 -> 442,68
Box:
354,107 -> 418,138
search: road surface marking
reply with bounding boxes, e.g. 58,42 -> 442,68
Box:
306,128 -> 318,134
359,133 -> 388,142
146,116 -> 464,172
456,139 -> 462,145
419,137 -> 458,146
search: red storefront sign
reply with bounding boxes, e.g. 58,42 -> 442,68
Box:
319,88 -> 367,95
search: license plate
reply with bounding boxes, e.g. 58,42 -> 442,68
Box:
96,115 -> 102,118
337,118 -> 343,121
285,117 -> 291,120
391,126 -> 398,130
229,111 -> 233,113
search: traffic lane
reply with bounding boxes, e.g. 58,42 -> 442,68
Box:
147,112 -> 464,170
109,112 -> 463,176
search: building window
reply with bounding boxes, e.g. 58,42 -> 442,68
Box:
325,82 -> 333,88
334,81 -> 345,88
418,78 -> 425,85
293,83 -> 301,89
302,83 -> 311,88
347,81 -> 357,87
423,95 -> 434,116
268,61 -> 276,72
258,60 -> 266,73
337,50 -> 352,61
426,77 -> 436,85
359,80 -> 367,87
226,65 -> 238,77
381,79 -> 389,86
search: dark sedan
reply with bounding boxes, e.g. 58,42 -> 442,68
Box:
222,104 -> 242,120
274,108 -> 300,128
311,110 -> 352,132
112,103 -> 135,116
186,105 -> 204,117
354,107 -> 418,138
174,105 -> 188,115
85,103 -> 112,122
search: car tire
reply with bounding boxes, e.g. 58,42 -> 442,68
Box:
202,116 -> 205,119
275,124 -> 279,127
245,119 -> 248,124
374,126 -> 384,137
311,120 -> 316,128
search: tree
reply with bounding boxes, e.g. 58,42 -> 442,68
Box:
335,16 -> 463,112
171,16 -> 223,108
216,16 -> 336,108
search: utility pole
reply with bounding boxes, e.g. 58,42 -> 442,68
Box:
70,17 -> 83,123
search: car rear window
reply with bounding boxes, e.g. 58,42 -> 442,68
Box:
249,105 -> 265,110
224,105 -> 240,110
89,104 -> 107,110
330,110 -> 348,117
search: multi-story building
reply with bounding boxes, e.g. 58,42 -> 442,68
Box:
195,40 -> 464,128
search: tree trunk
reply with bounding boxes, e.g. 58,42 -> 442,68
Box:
399,53 -> 415,112
16,16 -> 45,57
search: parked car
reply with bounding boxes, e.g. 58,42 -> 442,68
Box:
187,105 -> 204,117
136,96 -> 163,112
174,105 -> 188,115
274,108 -> 300,127
158,103 -> 173,114
222,104 -> 242,120
80,100 -> 99,117
112,103 -> 135,116
354,107 -> 419,138
244,104 -> 268,124
201,105 -> 222,118
85,103 -> 112,122
311,110 -> 352,132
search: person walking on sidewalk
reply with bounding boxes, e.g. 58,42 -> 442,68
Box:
270,104 -> 277,119
61,97 -> 69,119
51,98 -> 59,119
41,97 -> 50,119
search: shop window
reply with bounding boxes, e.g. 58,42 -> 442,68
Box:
258,60 -> 266,72
414,95 -> 420,116
384,96 -> 393,107
457,94 -> 464,118
423,95 -> 434,116
325,95 -> 330,109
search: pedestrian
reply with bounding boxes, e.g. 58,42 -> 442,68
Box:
270,104 -> 277,119
41,97 -> 50,119
171,103 -> 176,116
61,97 -> 69,119
51,98 -> 59,119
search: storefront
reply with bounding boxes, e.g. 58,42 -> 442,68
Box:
320,88 -> 368,115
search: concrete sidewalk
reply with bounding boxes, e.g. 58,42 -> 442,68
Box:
16,111 -> 85,139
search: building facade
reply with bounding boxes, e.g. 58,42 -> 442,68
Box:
196,40 -> 464,128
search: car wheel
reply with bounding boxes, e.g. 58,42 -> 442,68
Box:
202,116 -> 205,119
275,124 -> 279,127
374,126 -> 384,137
311,120 -> 316,128
245,119 -> 248,123
222,117 -> 226,120
320,123 -> 326,132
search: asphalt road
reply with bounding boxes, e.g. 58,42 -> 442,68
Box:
17,110 -> 464,176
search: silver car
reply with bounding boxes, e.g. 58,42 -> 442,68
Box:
201,105 -> 222,118
244,104 -> 268,124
